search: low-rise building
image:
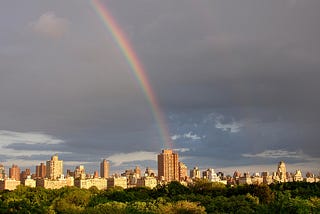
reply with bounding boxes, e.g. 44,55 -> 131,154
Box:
293,170 -> 303,182
37,176 -> 74,189
74,178 -> 107,190
238,172 -> 252,185
137,176 -> 157,189
251,176 -> 263,185
107,177 -> 127,189
262,172 -> 273,185
0,179 -> 21,190
22,177 -> 36,188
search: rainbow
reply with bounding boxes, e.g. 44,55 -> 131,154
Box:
91,0 -> 172,148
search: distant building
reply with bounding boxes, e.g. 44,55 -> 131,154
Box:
137,176 -> 157,189
36,163 -> 46,178
121,168 -> 140,187
0,179 -> 20,190
202,169 -> 220,182
144,167 -> 155,177
158,149 -> 179,182
0,164 -> 5,179
134,166 -> 141,178
294,170 -> 303,182
262,172 -> 273,185
37,176 -> 74,189
190,167 -> 201,179
75,178 -> 107,190
22,176 -> 36,188
20,168 -> 31,181
100,159 -> 109,178
74,165 -> 86,179
239,172 -> 252,185
9,164 -> 20,181
179,162 -> 188,181
286,172 -> 294,182
277,161 -> 287,182
46,154 -> 63,180
94,171 -> 99,178
107,177 -> 127,189
251,173 -> 263,185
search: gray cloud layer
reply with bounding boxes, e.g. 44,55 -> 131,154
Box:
0,0 -> 319,173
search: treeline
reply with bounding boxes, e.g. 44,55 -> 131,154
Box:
1,181 -> 320,213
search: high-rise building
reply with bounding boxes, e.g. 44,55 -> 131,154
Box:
277,161 -> 287,182
179,162 -> 188,181
93,171 -> 99,178
100,159 -> 109,178
144,167 -> 155,177
134,166 -> 141,178
74,165 -> 86,179
190,167 -> 201,179
46,154 -> 63,180
36,163 -> 46,178
9,164 -> 20,181
20,168 -> 31,181
0,164 -> 5,180
157,149 -> 179,182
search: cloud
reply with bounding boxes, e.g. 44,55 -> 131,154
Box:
242,150 -> 303,159
184,132 -> 201,140
171,132 -> 201,141
215,121 -> 242,133
0,130 -> 68,157
174,148 -> 190,153
107,151 -> 157,166
206,114 -> 242,133
0,130 -> 63,145
30,11 -> 69,38
171,134 -> 181,140
1,159 -> 90,169
203,113 -> 242,133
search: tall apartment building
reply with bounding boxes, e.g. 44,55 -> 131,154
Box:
179,162 -> 188,181
134,166 -> 141,178
157,149 -> 179,182
36,163 -> 46,178
100,159 -> 109,178
74,165 -> 86,179
190,167 -> 201,179
277,161 -> 287,182
0,164 -> 5,179
9,164 -> 20,181
20,168 -> 31,181
46,154 -> 63,180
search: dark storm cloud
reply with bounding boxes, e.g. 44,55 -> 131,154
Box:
0,0 -> 319,172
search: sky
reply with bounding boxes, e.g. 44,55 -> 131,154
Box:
0,0 -> 320,176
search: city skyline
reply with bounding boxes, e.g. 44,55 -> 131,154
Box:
0,152 -> 318,178
0,1 -> 320,174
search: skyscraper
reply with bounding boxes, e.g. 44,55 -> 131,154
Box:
0,164 -> 5,179
134,166 -> 141,178
9,164 -> 20,181
157,149 -> 179,182
190,166 -> 201,179
46,154 -> 63,180
179,162 -> 188,181
20,168 -> 31,181
277,161 -> 287,182
100,159 -> 109,178
36,163 -> 46,178
74,165 -> 86,179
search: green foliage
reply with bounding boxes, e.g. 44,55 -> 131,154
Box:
85,201 -> 127,214
0,181 -> 319,213
190,179 -> 227,197
157,201 -> 206,214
